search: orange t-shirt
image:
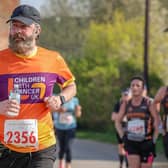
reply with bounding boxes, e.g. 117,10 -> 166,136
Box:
0,47 -> 75,153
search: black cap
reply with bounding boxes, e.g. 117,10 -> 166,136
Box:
6,5 -> 41,25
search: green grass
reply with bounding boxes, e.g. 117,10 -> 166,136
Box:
156,135 -> 164,154
76,130 -> 117,144
76,130 -> 164,154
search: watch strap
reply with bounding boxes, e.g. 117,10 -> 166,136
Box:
59,95 -> 66,105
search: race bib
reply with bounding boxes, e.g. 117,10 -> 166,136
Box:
4,119 -> 38,147
127,119 -> 145,135
59,113 -> 74,125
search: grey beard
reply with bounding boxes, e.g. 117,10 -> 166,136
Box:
9,35 -> 35,55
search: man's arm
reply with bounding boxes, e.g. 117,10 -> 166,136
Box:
59,82 -> 77,102
153,86 -> 167,136
111,112 -> 117,121
44,82 -> 77,112
75,105 -> 82,118
149,103 -> 159,142
115,101 -> 126,138
153,86 -> 166,112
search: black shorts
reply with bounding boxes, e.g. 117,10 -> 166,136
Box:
163,133 -> 168,159
124,138 -> 155,163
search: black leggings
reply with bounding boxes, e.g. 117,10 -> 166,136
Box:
56,128 -> 75,163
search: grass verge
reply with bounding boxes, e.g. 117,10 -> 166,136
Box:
76,130 -> 117,144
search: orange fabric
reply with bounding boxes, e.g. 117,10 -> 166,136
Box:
0,47 -> 75,153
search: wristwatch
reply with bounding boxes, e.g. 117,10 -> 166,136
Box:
59,95 -> 66,105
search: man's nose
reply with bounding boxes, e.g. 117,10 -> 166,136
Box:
15,28 -> 22,34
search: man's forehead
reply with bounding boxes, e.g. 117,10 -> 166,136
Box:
11,20 -> 34,26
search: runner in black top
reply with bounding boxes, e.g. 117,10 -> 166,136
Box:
115,76 -> 159,168
153,86 -> 168,158
111,88 -> 131,168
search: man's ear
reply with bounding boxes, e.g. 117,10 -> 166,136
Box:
36,26 -> 41,35
35,26 -> 41,39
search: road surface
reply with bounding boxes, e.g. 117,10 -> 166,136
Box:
54,138 -> 167,168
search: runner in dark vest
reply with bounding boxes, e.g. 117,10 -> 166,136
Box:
115,76 -> 159,168
153,86 -> 168,158
111,88 -> 131,168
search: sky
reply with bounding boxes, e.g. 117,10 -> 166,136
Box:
20,0 -> 46,11
20,0 -> 90,17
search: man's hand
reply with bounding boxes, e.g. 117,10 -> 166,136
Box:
44,95 -> 62,112
0,99 -> 20,117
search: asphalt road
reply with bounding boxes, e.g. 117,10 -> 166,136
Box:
54,138 -> 167,168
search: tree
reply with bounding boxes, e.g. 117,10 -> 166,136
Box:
40,0 -> 167,131
68,11 -> 165,130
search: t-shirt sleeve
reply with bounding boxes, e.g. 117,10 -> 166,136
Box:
56,54 -> 75,88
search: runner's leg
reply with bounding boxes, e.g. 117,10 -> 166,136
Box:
127,155 -> 141,168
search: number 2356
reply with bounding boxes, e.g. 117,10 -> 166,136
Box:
6,131 -> 36,144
